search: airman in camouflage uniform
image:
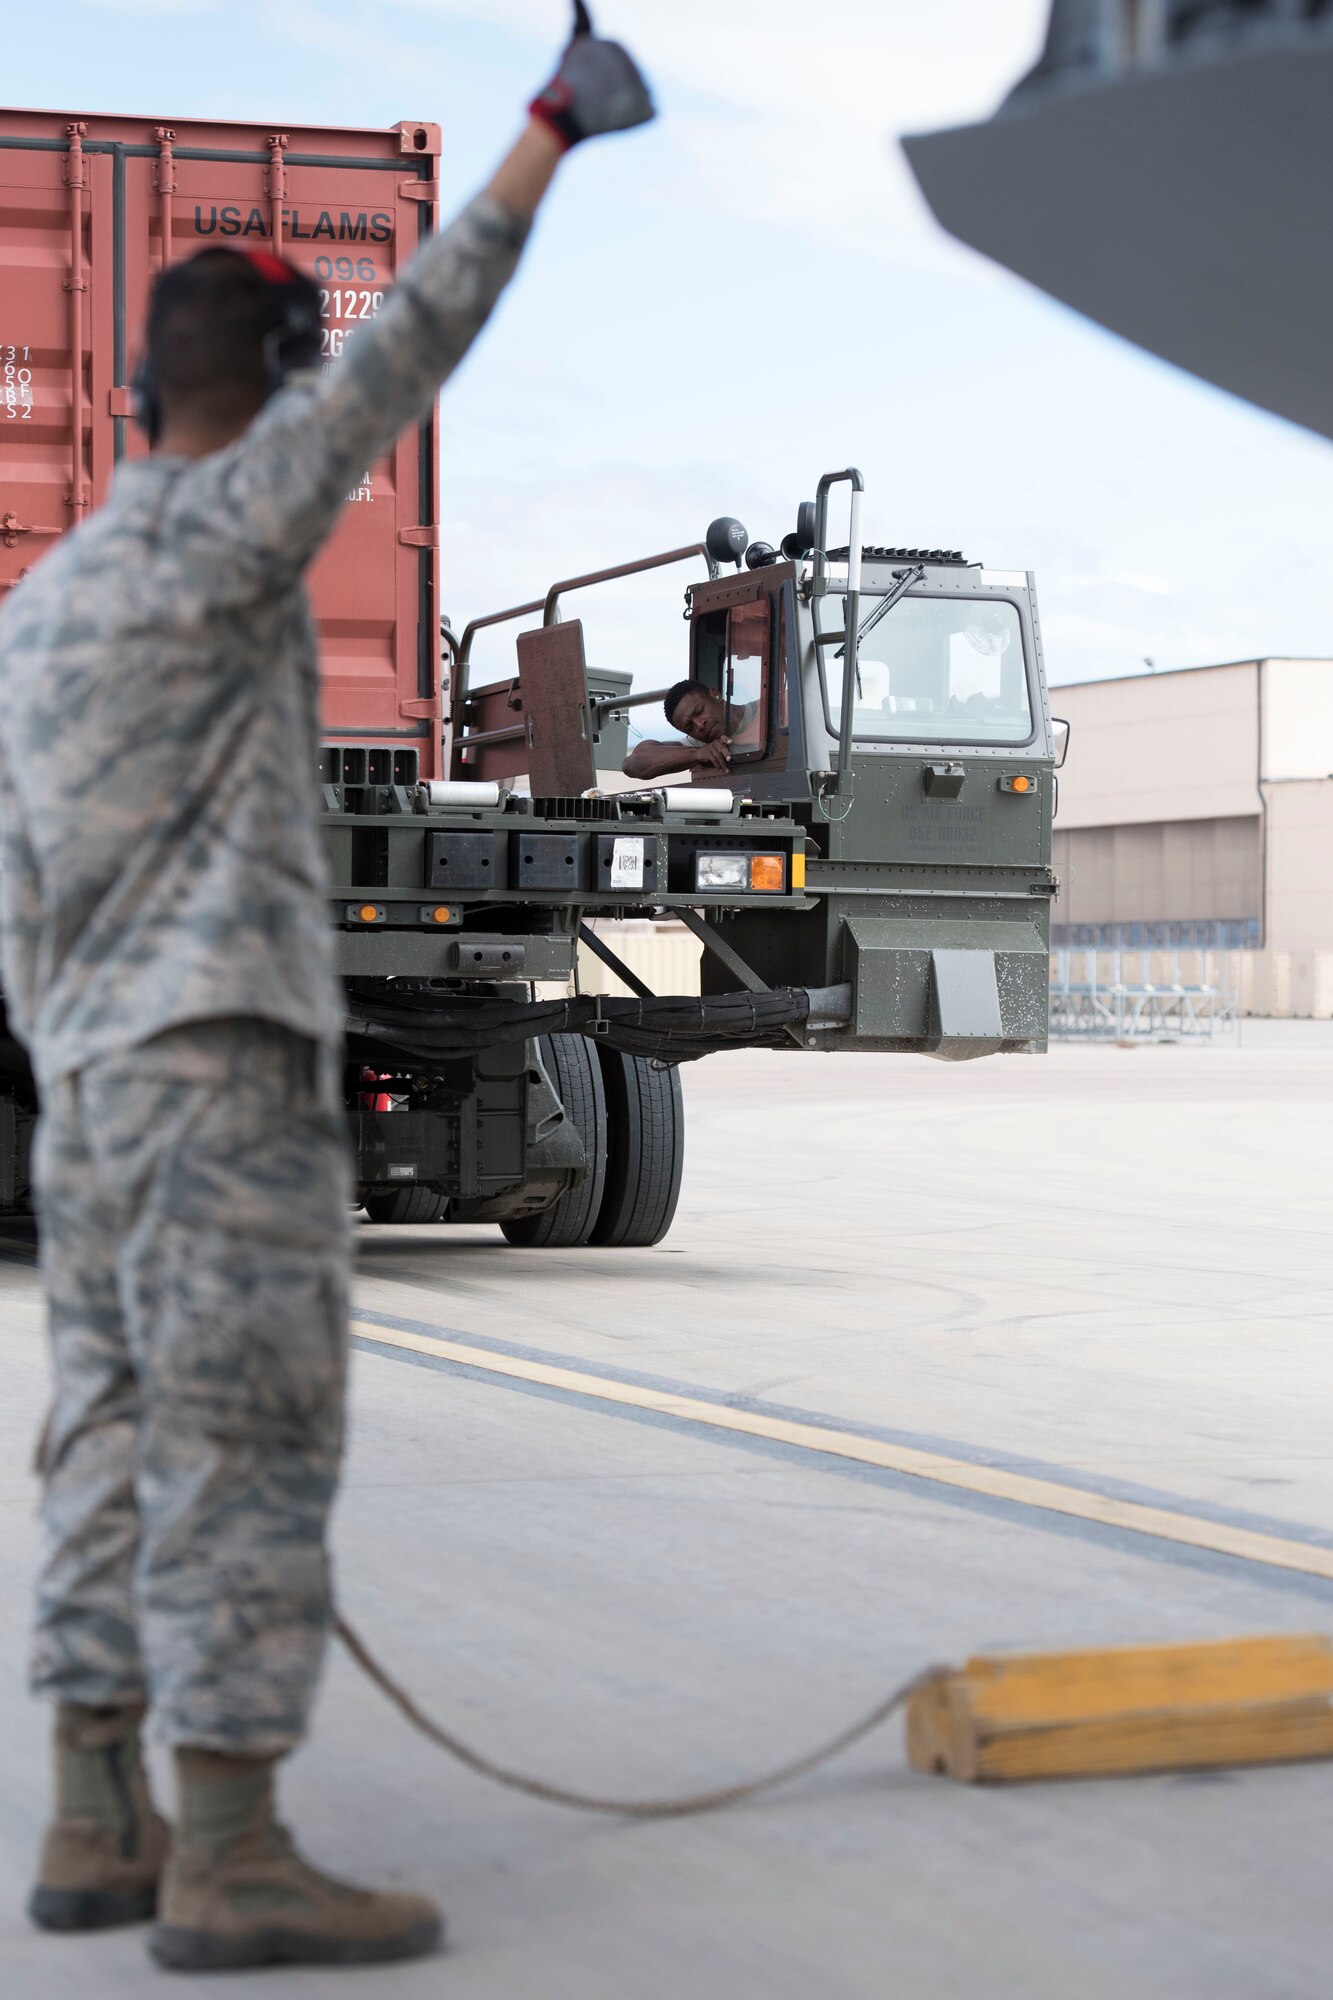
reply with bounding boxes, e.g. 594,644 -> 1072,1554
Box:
0,5 -> 654,1970
6,183 -> 533,1749
5,181 -> 531,1742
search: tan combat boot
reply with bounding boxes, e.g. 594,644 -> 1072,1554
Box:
150,1749 -> 443,1970
29,1701 -> 170,1930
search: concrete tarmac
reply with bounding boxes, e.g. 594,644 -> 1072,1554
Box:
2,1025 -> 1332,1996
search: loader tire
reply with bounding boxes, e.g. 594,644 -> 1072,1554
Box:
589,1050 -> 684,1248
362,1186 -> 447,1225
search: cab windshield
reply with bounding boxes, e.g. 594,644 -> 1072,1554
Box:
816,592 -> 1033,746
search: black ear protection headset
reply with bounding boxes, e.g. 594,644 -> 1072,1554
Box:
131,246 -> 323,445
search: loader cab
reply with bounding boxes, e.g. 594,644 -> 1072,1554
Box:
683,495 -> 1057,909
683,547 -> 1052,811
683,484 -> 1056,1055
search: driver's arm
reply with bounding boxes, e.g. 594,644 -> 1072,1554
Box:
623,738 -> 730,780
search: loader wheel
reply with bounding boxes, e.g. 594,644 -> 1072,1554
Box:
589,1050 -> 684,1248
362,1186 -> 447,1225
500,1035 -> 608,1248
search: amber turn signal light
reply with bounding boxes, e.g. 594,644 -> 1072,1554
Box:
749,853 -> 785,892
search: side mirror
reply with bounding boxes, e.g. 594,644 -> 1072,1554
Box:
705,516 -> 748,568
1052,717 -> 1070,769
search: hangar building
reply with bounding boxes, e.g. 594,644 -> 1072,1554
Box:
1052,659 -> 1333,1015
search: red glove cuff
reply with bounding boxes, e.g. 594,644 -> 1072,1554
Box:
528,82 -> 581,152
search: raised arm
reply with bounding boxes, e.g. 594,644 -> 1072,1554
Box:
191,10 -> 653,575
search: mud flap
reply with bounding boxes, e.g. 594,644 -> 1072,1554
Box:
928,948 -> 1003,1062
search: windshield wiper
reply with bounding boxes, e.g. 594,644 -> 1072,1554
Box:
834,562 -> 925,663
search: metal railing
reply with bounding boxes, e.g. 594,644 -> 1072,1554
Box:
1048,947 -> 1241,1041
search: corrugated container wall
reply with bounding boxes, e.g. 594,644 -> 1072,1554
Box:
0,109 -> 443,777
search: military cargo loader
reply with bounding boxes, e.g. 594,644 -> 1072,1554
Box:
325,468 -> 1062,1245
0,110 -> 1060,1243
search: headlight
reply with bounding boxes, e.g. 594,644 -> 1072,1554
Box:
694,852 -> 786,892
696,853 -> 748,890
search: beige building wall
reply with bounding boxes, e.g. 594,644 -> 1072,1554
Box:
1050,658 -> 1333,964
1053,661 -> 1260,831
575,921 -> 702,998
1052,815 -> 1260,930
1264,778 -> 1333,954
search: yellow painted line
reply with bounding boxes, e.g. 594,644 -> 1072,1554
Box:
350,1320 -> 1333,1585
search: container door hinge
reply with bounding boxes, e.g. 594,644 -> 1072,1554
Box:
398,526 -> 438,548
108,387 -> 136,418
399,180 -> 438,203
398,698 -> 436,719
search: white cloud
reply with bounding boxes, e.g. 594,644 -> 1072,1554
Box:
83,0 -> 214,10
395,0 -> 1049,267
270,0 -> 435,86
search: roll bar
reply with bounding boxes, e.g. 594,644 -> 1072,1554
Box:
451,541 -> 720,718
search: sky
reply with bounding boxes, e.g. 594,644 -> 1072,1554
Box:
11,0 -> 1333,695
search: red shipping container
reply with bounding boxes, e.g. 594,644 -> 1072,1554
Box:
0,109 -> 444,778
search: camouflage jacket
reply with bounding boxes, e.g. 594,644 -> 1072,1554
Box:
0,194 -> 530,1090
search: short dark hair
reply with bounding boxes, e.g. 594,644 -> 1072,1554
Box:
143,251 -> 290,431
663,679 -> 703,729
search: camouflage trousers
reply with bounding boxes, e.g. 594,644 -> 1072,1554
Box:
30,1018 -> 353,1756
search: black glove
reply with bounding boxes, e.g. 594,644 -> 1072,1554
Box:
529,1 -> 656,150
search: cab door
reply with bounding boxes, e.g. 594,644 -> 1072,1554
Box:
690,581 -> 788,775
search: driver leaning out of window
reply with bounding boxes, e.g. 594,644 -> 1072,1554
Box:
622,679 -> 761,781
